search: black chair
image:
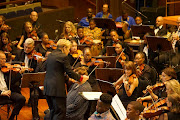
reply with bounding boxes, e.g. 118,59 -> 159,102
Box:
25,8 -> 33,15
34,6 -> 43,13
16,10 -> 26,17
6,11 -> 17,19
0,98 -> 13,119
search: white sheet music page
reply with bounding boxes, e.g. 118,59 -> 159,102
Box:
79,92 -> 102,100
111,94 -> 127,120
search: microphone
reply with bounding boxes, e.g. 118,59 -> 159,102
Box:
56,20 -> 65,23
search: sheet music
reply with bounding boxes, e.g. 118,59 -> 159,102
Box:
111,94 -> 127,120
79,92 -> 102,100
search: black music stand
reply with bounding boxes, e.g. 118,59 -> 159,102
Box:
93,18 -> 116,39
106,46 -> 116,56
95,68 -> 124,96
131,25 -> 155,39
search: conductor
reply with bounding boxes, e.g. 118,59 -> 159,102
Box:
44,39 -> 89,120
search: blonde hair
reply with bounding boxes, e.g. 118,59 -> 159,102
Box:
165,79 -> 180,95
62,21 -> 77,35
168,93 -> 180,113
57,39 -> 72,48
24,21 -> 32,28
24,38 -> 34,45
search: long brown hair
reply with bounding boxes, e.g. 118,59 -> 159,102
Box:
168,93 -> 180,113
124,61 -> 137,75
162,67 -> 177,79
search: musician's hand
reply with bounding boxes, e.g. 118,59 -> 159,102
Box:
115,85 -> 121,92
81,75 -> 89,84
172,33 -> 179,40
137,97 -> 144,102
1,90 -> 11,98
17,45 -> 23,50
146,85 -> 153,93
19,67 -> 26,74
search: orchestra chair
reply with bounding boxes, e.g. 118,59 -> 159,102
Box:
34,7 -> 43,13
16,10 -> 26,17
0,98 -> 17,120
6,11 -> 17,19
25,8 -> 33,15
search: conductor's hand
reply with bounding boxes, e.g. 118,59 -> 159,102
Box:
1,90 -> 11,98
81,75 -> 89,84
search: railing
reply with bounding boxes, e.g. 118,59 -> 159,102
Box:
0,0 -> 29,7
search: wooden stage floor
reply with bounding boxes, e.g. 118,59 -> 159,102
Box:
0,88 -> 49,120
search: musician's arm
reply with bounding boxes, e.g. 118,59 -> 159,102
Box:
17,35 -> 24,49
124,77 -> 138,97
114,74 -> 125,86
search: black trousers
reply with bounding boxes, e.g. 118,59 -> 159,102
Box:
0,92 -> 26,115
46,96 -> 66,120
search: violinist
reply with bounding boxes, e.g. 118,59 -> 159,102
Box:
159,93 -> 180,120
73,26 -> 84,45
17,21 -> 39,49
61,21 -> 76,40
113,41 -> 129,68
114,61 -> 139,108
126,101 -> 145,120
68,40 -> 82,67
137,67 -> 177,103
35,32 -> 53,57
0,15 -> 11,35
0,51 -> 26,120
0,32 -> 17,56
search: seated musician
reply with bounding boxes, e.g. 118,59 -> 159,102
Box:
115,10 -> 136,30
66,66 -> 92,120
29,11 -> 43,37
0,15 -> 11,35
35,32 -> 53,57
154,16 -> 167,36
17,21 -> 39,49
84,19 -> 102,40
159,93 -> 180,120
0,32 -> 17,55
79,8 -> 95,27
135,16 -> 143,25
99,30 -> 123,55
88,93 -> 115,120
61,21 -> 77,40
113,41 -> 129,68
15,38 -> 40,119
0,51 -> 26,120
72,26 -> 84,45
114,61 -> 139,108
68,40 -> 81,67
137,67 -> 177,103
95,3 -> 112,19
126,101 -> 145,120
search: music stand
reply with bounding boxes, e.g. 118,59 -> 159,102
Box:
106,46 -> 116,56
131,25 -> 155,39
95,68 -> 124,96
21,72 -> 46,88
93,18 -> 116,39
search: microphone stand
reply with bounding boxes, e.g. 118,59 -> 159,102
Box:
122,0 -> 148,19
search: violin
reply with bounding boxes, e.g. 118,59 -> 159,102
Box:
2,43 -> 12,52
116,52 -> 126,66
27,50 -> 46,62
136,64 -> 145,76
0,24 -> 11,31
143,83 -> 165,95
28,30 -> 38,40
142,106 -> 169,118
1,63 -> 33,73
79,36 -> 93,45
64,32 -> 75,40
86,58 -> 106,67
46,40 -> 57,50
150,98 -> 167,110
72,50 -> 83,59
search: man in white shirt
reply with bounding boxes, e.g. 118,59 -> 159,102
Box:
0,51 -> 26,120
154,16 -> 167,36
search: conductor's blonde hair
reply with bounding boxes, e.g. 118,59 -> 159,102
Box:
57,39 -> 72,49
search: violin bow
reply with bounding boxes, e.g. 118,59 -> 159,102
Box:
8,59 -> 12,90
115,48 -> 125,64
88,65 -> 98,76
72,55 -> 81,68
96,79 -> 114,85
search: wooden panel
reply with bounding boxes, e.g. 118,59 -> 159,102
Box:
42,0 -> 69,8
163,15 -> 180,25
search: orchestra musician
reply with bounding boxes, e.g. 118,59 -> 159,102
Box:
61,21 -> 77,40
84,19 -> 102,40
137,67 -> 177,103
115,10 -> 136,30
0,51 -> 26,120
0,15 -> 11,35
113,41 -> 129,68
88,93 -> 115,120
159,93 -> 180,120
17,21 -> 39,49
35,32 -> 53,57
114,61 -> 139,108
72,26 -> 85,45
79,8 -> 95,27
154,16 -> 167,36
126,101 -> 145,120
0,32 -> 17,55
135,16 -> 143,25
44,39 -> 89,120
95,3 -> 113,19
